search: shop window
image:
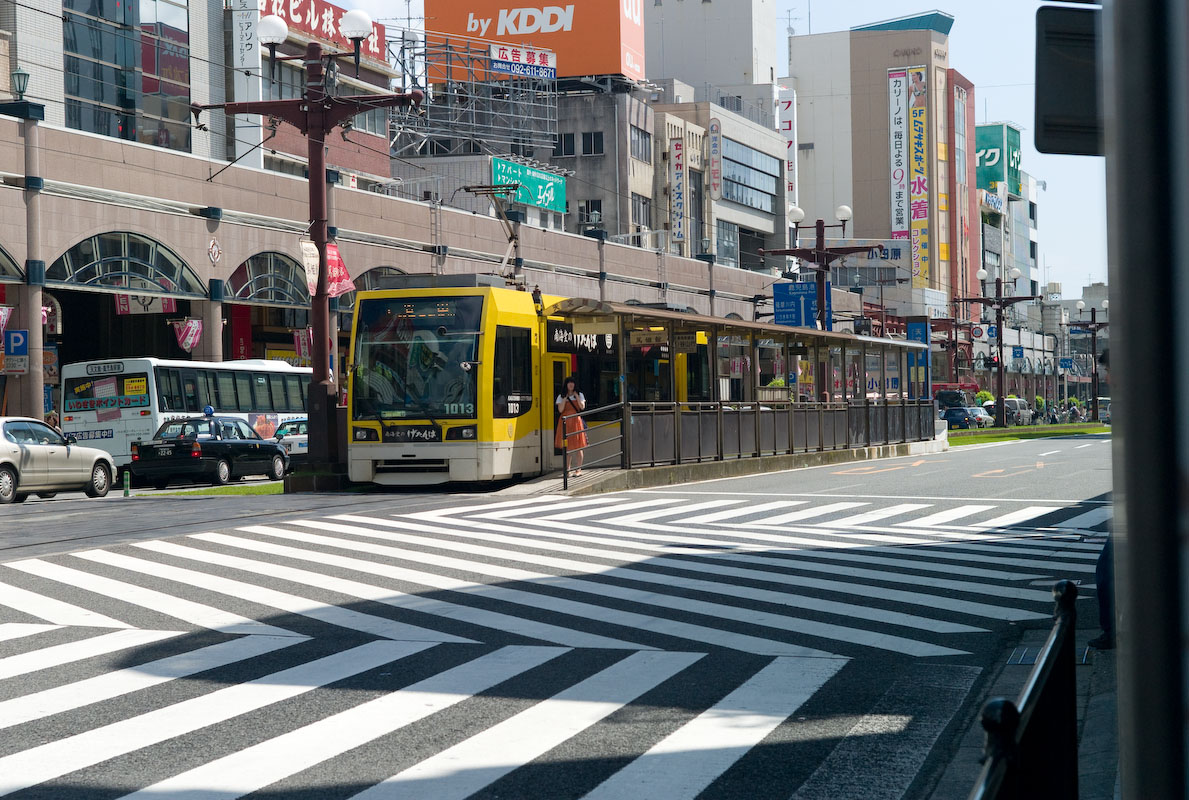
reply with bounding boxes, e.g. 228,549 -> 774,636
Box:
493,326 -> 533,418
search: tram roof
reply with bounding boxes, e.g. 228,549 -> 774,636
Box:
542,298 -> 927,350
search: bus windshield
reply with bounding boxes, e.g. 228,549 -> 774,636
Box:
352,295 -> 482,420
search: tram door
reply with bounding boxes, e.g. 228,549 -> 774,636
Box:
546,354 -> 570,471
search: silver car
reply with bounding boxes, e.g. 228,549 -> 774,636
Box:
0,417 -> 115,503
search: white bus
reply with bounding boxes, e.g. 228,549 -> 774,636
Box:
61,357 -> 312,470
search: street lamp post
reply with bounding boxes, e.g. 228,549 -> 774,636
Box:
1075,299 -> 1110,421
955,267 -> 1039,427
760,205 -> 874,400
191,15 -> 423,470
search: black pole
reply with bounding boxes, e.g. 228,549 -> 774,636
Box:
1090,307 -> 1100,422
815,219 -> 827,331
996,278 -> 1006,428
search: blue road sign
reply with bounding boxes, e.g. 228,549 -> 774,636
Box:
1068,327 -> 1088,334
4,329 -> 28,357
773,282 -> 832,330
1060,357 -> 1074,369
987,324 -> 998,339
1012,346 -> 1024,358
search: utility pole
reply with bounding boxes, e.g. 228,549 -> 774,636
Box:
191,23 -> 422,471
1074,299 -> 1110,421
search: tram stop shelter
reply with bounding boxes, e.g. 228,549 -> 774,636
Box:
542,298 -> 937,472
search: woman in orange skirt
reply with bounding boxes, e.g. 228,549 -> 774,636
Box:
555,376 -> 587,476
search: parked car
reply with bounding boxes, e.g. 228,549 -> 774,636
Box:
274,418 -> 309,462
941,407 -> 977,430
129,413 -> 289,489
966,406 -> 994,428
983,398 -> 1033,426
0,416 -> 115,503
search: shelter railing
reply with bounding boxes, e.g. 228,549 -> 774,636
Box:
560,401 -> 625,490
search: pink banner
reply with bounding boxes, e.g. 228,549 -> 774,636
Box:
0,306 -> 10,336
326,243 -> 355,298
171,319 -> 204,353
293,327 -> 313,359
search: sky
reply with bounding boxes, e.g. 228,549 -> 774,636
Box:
354,0 -> 1107,297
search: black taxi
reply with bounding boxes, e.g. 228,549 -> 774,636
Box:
129,411 -> 289,489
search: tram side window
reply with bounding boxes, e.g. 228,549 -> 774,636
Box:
234,373 -> 253,412
493,326 -> 533,418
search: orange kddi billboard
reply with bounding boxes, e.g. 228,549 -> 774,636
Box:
426,0 -> 645,81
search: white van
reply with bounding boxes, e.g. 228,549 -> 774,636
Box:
983,398 -> 1033,426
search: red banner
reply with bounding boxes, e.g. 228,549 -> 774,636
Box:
230,305 -> 253,360
264,0 -> 385,60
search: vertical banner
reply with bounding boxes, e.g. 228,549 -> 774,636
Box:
230,0 -> 263,170
325,243 -> 355,297
905,316 -> 932,400
670,137 -> 685,243
171,319 -> 204,353
888,69 -> 909,240
708,119 -> 723,201
230,304 -> 252,360
778,87 -> 798,209
908,66 -> 931,289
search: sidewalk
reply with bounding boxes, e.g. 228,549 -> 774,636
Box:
927,623 -> 1118,799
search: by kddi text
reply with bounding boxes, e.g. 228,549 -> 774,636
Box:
467,5 -> 574,36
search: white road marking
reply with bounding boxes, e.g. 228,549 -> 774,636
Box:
0,634 -> 302,731
0,640 -> 436,797
472,497 -> 629,520
826,504 -> 934,527
0,628 -> 180,681
789,664 -> 982,800
1038,450 -> 1061,456
7,559 -> 292,637
683,501 -> 806,525
900,505 -> 996,527
0,574 -> 132,628
349,651 -> 709,800
75,549 -> 473,644
329,514 -> 1046,616
971,506 -> 1064,530
272,519 -> 983,636
757,502 -> 870,525
1054,507 -> 1113,530
601,500 -> 745,525
0,623 -> 59,643
221,527 -> 837,657
119,645 -> 568,800
582,656 -> 844,800
1075,443 -> 1094,449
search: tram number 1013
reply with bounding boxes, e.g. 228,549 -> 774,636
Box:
444,403 -> 475,415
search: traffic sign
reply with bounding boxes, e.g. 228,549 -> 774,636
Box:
986,325 -> 998,339
4,329 -> 28,357
1069,327 -> 1088,334
774,282 -> 832,330
1012,346 -> 1024,358
1060,357 -> 1074,369
971,326 -> 984,338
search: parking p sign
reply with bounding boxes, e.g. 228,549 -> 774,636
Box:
4,329 -> 28,375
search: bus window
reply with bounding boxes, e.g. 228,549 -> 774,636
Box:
493,326 -> 533,418
252,373 -> 273,411
284,375 -> 305,410
155,368 -> 183,411
235,372 -> 253,412
269,374 -> 287,411
181,371 -> 201,411
215,371 -> 237,412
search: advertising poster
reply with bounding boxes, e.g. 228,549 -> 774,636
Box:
888,69 -> 909,240
670,138 -> 685,242
907,66 -> 930,289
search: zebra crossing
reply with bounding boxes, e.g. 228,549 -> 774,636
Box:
0,493 -> 1108,798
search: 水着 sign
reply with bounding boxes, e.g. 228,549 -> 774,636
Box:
492,157 -> 566,213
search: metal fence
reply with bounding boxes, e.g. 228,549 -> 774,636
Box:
623,399 -> 936,468
968,580 -> 1079,800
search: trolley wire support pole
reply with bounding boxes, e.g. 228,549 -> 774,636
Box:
954,268 -> 1038,428
190,40 -> 422,471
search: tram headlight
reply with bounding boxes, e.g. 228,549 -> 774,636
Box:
445,425 -> 477,441
352,426 -> 379,441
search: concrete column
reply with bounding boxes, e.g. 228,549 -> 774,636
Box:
191,299 -> 224,361
21,116 -> 44,420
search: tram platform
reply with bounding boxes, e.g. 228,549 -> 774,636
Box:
494,431 -> 948,496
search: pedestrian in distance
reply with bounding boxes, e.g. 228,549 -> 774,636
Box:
555,376 -> 587,477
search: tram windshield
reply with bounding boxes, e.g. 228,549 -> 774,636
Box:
351,296 -> 482,420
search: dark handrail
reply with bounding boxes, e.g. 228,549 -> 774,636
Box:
968,580 -> 1079,800
560,401 -> 624,490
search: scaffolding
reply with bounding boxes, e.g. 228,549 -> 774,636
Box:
387,31 -> 559,158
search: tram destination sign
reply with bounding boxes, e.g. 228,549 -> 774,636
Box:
381,424 -> 442,443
